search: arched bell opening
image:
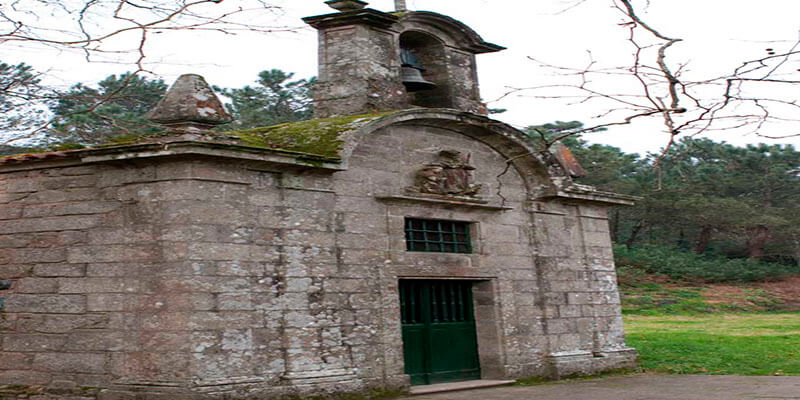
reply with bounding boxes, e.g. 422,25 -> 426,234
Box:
399,31 -> 453,109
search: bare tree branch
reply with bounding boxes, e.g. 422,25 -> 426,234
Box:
494,0 -> 800,156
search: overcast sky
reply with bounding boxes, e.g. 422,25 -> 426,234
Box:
5,0 -> 800,155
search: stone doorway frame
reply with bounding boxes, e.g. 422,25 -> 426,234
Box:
395,277 -> 505,383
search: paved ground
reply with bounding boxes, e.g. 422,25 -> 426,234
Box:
401,375 -> 800,400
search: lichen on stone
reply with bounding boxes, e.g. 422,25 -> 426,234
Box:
223,111 -> 397,159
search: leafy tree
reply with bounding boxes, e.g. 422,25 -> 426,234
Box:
656,140 -> 800,260
0,61 -> 52,143
217,69 -> 314,130
50,73 -> 167,143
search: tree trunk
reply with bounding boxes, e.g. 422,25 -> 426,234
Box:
610,209 -> 620,243
694,226 -> 712,254
625,220 -> 645,248
747,225 -> 769,260
792,234 -> 800,266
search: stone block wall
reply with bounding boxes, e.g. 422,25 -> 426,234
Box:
530,201 -> 635,377
1,164 -> 123,390
0,120 -> 634,398
314,24 -> 409,118
447,49 -> 483,115
0,156 -> 406,398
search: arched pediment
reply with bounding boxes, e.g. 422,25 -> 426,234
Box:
396,11 -> 505,53
338,108 -> 560,197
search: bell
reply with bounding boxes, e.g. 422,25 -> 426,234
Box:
401,66 -> 437,92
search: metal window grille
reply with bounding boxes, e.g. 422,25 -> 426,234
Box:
405,218 -> 472,253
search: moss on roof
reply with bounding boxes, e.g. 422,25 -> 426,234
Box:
0,111 -> 400,163
221,111 -> 398,159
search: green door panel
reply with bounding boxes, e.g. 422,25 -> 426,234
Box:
401,324 -> 427,385
399,280 -> 481,385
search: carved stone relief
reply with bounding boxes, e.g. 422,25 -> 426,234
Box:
407,150 -> 482,197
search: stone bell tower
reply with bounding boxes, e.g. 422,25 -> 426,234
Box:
304,0 -> 504,118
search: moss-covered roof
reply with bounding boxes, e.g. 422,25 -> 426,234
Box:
0,111 -> 400,164
221,111 -> 397,159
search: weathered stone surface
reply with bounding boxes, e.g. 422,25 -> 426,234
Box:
33,352 -> 109,374
0,215 -> 99,235
147,74 -> 232,128
67,245 -> 160,264
4,295 -> 86,313
33,264 -> 86,277
2,334 -> 66,351
13,278 -> 59,293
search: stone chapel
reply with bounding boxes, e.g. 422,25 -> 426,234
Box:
0,1 -> 637,398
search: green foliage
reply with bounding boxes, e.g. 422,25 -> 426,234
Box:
217,69 -> 314,130
644,140 -> 800,259
625,314 -> 800,375
615,244 -> 800,283
0,61 -> 41,101
0,61 -> 51,139
50,72 -> 167,143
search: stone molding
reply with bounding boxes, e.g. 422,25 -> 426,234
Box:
376,194 -> 513,210
540,183 -> 641,206
396,11 -> 505,53
0,141 -> 345,173
303,8 -> 399,29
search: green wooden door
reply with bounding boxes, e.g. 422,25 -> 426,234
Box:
399,280 -> 481,385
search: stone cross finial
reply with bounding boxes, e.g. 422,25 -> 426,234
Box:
147,74 -> 232,132
395,0 -> 407,11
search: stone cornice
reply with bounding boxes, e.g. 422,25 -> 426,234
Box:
375,194 -> 514,210
0,141 -> 344,173
303,9 -> 399,30
539,183 -> 641,206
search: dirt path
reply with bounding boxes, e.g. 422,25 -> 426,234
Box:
401,375 -> 800,400
759,276 -> 800,309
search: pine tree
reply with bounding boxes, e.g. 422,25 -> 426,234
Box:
51,72 -> 168,143
217,69 -> 314,130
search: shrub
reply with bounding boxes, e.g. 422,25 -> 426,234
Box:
614,244 -> 800,283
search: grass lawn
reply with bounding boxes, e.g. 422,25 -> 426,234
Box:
624,313 -> 800,375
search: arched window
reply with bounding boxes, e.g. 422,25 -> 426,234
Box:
399,31 -> 452,109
